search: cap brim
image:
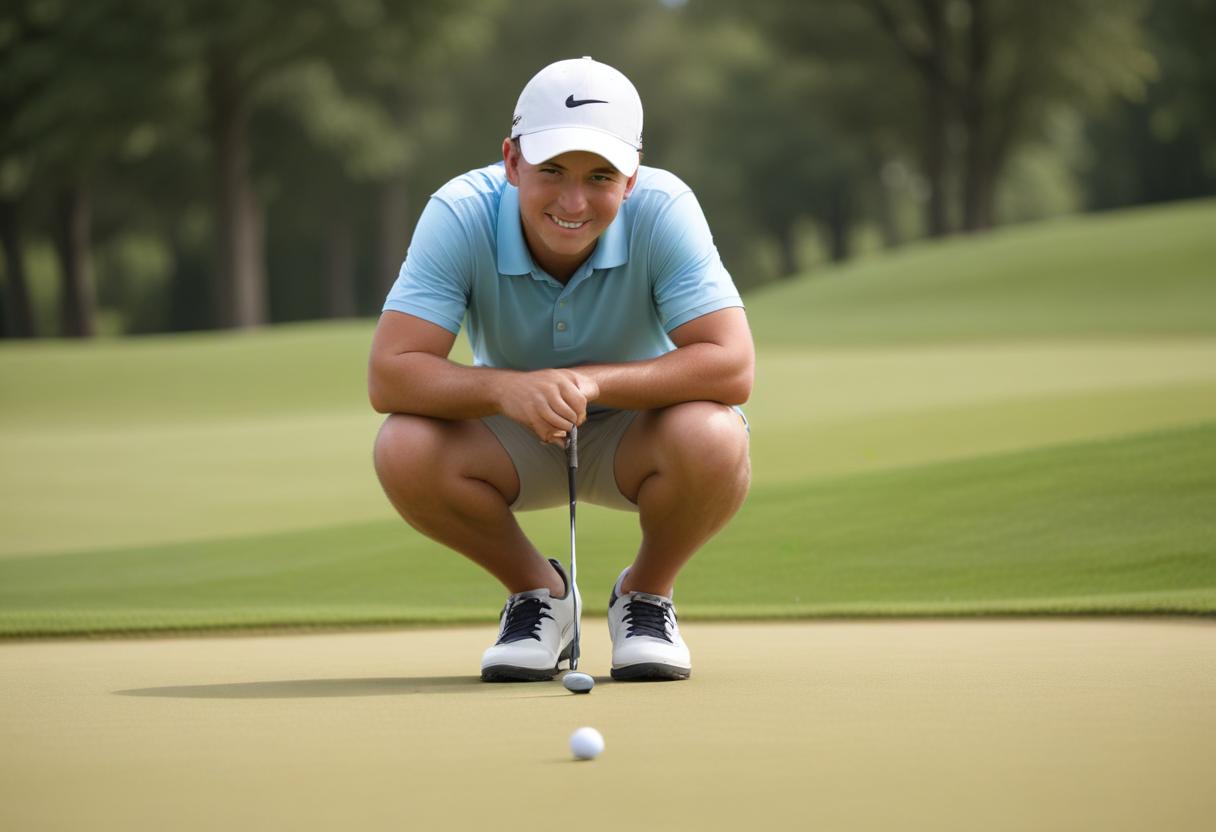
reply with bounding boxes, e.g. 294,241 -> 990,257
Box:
519,128 -> 640,177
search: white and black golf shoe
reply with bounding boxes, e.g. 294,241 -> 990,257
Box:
607,569 -> 691,681
480,559 -> 579,682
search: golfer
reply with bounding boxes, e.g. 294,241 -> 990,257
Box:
370,57 -> 753,681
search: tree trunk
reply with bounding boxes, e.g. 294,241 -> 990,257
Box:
961,0 -> 993,231
54,185 -> 97,338
868,0 -> 952,236
923,0 -> 950,238
168,225 -> 216,332
826,183 -> 852,263
776,221 -> 800,278
324,217 -> 356,318
376,178 -> 409,301
208,49 -> 266,329
870,152 -> 902,249
0,199 -> 35,338
966,158 -> 998,230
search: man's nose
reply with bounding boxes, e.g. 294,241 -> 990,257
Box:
557,183 -> 588,216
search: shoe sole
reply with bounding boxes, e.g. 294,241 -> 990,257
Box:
481,642 -> 573,683
610,663 -> 691,681
480,665 -> 560,682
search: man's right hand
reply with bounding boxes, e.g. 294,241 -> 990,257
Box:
494,369 -> 600,445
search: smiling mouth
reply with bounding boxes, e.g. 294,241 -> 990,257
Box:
547,214 -> 589,230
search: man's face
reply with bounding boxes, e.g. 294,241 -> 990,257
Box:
503,139 -> 638,278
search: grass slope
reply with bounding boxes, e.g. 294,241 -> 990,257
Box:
746,198 -> 1216,345
4,338 -> 1214,559
2,422 -> 1212,635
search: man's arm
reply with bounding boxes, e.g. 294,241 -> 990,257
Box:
368,311 -> 598,443
577,306 -> 754,410
368,305 -> 751,441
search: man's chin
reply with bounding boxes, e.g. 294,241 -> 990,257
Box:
542,233 -> 596,257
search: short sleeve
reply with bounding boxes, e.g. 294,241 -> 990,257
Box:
649,191 -> 743,333
382,197 -> 472,334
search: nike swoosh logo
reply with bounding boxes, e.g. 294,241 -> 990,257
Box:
566,95 -> 609,108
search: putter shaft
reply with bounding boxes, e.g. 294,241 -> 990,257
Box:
566,425 -> 579,670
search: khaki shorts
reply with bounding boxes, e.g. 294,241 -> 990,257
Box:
482,409 -> 640,512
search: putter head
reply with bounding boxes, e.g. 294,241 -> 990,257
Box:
563,671 -> 594,693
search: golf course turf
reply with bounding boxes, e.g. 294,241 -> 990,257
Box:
2,620 -> 1212,831
2,199 -> 1214,832
1,198 -> 1214,634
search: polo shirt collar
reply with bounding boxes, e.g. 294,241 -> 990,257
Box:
496,184 -> 532,276
496,183 -> 631,276
589,211 -> 628,270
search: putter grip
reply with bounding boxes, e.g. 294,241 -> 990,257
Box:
567,425 -> 578,468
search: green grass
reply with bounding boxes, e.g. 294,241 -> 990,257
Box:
745,198 -> 1216,345
2,198 -> 1215,634
2,423 -> 1212,635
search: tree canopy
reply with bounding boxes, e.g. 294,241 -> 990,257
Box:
0,0 -> 1206,338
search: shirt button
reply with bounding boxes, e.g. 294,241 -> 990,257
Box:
555,321 -> 568,332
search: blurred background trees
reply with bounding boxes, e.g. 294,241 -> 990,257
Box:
0,0 -> 1211,338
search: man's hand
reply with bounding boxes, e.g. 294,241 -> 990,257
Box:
494,369 -> 600,445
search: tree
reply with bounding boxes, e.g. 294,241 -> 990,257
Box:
863,0 -> 1156,232
174,0 -> 467,328
744,0 -> 1156,238
0,176 -> 33,338
1083,0 -> 1216,209
0,0 -> 182,337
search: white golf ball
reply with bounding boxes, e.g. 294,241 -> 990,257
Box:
569,726 -> 604,760
563,672 -> 595,693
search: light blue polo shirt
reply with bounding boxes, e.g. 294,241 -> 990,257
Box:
383,162 -> 742,377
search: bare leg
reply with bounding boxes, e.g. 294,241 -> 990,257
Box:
613,402 -> 751,596
373,414 -> 564,596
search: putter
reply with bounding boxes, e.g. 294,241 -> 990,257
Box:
561,425 -> 594,693
566,424 -> 581,670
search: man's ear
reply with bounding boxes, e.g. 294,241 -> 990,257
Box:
623,164 -> 640,199
503,138 -> 521,186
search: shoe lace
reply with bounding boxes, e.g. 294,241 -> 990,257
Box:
624,597 -> 673,642
496,596 -> 553,644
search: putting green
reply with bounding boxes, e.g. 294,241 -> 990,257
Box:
1,621 -> 1212,830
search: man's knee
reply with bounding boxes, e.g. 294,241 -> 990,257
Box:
654,401 -> 750,482
374,414 -> 520,507
374,414 -> 444,490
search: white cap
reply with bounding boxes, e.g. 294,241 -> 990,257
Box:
511,57 -> 643,177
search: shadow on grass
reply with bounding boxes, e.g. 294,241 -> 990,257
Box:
114,675 -> 491,699
115,672 -> 622,699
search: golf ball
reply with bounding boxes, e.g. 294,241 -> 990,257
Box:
563,672 -> 595,693
570,726 -> 604,760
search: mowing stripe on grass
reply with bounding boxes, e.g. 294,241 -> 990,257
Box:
6,338 -> 1214,558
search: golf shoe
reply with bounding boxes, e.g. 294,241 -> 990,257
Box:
607,568 -> 691,680
481,558 -> 579,682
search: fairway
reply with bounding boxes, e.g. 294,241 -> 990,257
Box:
2,620 -> 1212,831
1,199 -> 1215,631
3,421 -> 1214,634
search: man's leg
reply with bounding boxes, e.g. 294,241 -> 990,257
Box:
613,401 -> 751,596
373,414 -> 564,596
